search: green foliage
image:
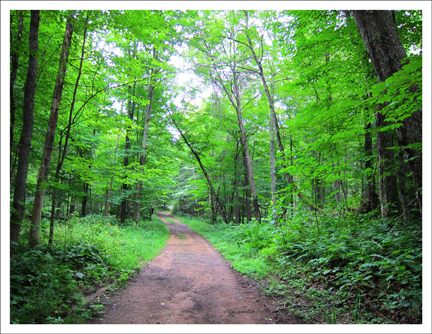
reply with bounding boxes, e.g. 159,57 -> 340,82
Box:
10,214 -> 169,324
172,208 -> 422,323
272,209 -> 422,323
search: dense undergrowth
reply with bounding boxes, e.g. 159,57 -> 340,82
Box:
172,207 -> 422,324
10,213 -> 169,324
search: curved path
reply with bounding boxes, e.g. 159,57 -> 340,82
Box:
95,212 -> 275,324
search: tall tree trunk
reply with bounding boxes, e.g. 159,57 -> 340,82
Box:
207,36 -> 261,222
352,10 -> 422,214
10,10 -> 40,250
49,13 -> 89,244
105,133 -> 121,216
82,183 -> 89,217
120,82 -> 136,224
269,101 -> 277,216
209,179 -> 217,223
242,149 -> 252,223
231,147 -> 241,224
234,96 -> 261,223
242,18 -> 320,213
10,11 -> 24,179
29,14 -> 74,247
135,60 -> 158,226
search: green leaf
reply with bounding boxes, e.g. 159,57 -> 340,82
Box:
76,272 -> 85,279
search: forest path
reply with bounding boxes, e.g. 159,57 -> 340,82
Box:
94,211 -> 279,324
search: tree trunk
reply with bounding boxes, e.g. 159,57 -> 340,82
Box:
29,14 -> 74,247
352,10 -> 422,213
208,37 -> 260,222
209,185 -> 217,223
49,13 -> 89,244
10,11 -> 24,179
242,14 -> 320,214
242,149 -> 252,223
120,83 -> 136,224
270,106 -> 277,216
105,133 -> 121,216
135,72 -> 156,226
10,10 -> 40,250
82,183 -> 89,217
234,98 -> 261,223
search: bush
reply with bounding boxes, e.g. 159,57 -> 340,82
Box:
10,214 -> 169,324
170,208 -> 422,323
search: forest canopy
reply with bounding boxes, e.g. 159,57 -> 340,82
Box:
2,1 -> 431,327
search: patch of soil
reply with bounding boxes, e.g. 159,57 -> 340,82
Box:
94,212 -> 297,324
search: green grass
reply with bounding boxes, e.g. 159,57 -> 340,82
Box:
10,214 -> 169,324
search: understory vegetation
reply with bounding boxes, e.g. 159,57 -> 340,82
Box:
10,214 -> 169,324
172,209 -> 422,324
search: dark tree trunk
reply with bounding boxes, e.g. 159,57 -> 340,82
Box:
352,10 -> 422,213
82,183 -> 89,217
209,187 -> 217,223
10,11 -> 24,178
10,11 -> 40,250
29,14 -> 74,247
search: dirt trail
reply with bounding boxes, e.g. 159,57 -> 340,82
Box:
94,211 -> 277,324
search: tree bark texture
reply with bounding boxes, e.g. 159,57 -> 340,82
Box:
10,11 -> 24,177
10,10 -> 40,249
29,15 -> 74,247
352,10 -> 422,213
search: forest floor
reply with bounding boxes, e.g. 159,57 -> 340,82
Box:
93,211 -> 299,325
